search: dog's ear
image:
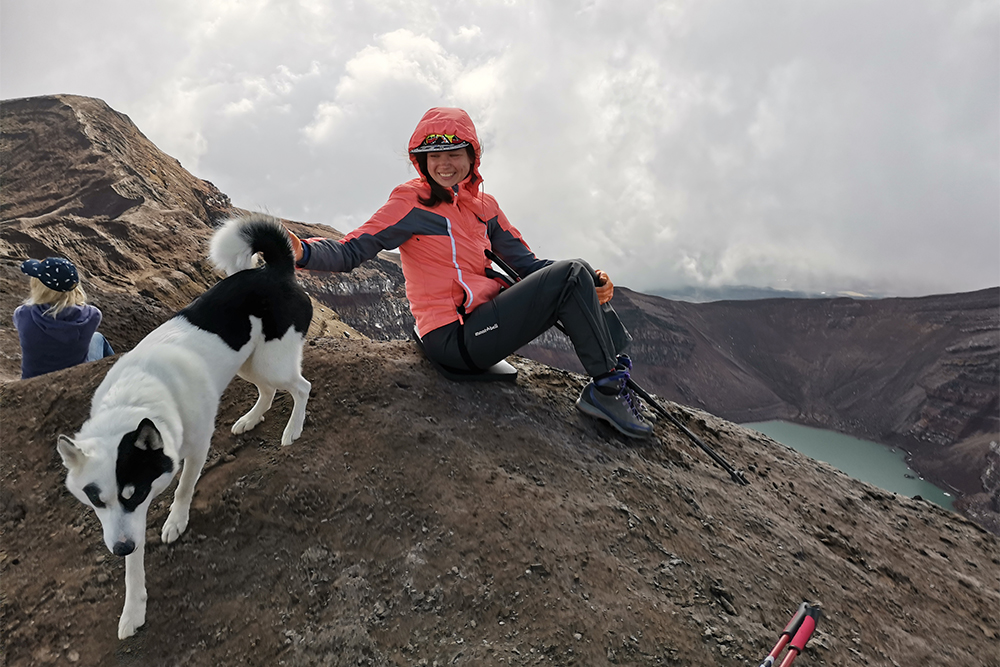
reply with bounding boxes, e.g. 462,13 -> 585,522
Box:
57,435 -> 87,470
134,418 -> 163,451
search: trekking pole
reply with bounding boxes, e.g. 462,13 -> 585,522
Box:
484,249 -> 520,285
777,604 -> 821,667
759,602 -> 821,667
625,379 -> 749,486
485,250 -> 749,486
759,602 -> 808,667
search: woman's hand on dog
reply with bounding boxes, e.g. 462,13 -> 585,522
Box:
287,229 -> 304,262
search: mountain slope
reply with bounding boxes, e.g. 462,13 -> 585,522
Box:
1,94 -> 999,665
0,94 -> 409,379
522,287 -> 1000,500
2,339 -> 997,666
3,93 -> 999,529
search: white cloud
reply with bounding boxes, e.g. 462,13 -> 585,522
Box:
301,102 -> 344,144
223,98 -> 255,116
1,0 -> 996,297
302,30 -> 465,146
453,25 -> 483,43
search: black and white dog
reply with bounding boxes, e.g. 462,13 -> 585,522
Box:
56,214 -> 313,639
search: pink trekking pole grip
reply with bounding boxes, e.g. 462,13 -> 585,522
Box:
758,602 -> 808,667
777,605 -> 821,667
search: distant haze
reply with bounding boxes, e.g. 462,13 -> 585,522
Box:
2,0 -> 997,297
649,285 -> 872,303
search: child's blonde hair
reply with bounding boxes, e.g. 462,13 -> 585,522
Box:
24,277 -> 88,317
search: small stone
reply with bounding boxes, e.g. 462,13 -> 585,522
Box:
33,646 -> 57,664
574,633 -> 582,641
67,651 -> 80,663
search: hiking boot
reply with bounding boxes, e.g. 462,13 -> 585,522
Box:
616,355 -> 657,423
576,369 -> 653,439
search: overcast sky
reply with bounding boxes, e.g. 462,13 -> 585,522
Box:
2,0 -> 997,297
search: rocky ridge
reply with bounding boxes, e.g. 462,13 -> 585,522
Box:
0,95 -> 410,372
1,95 -> 998,666
3,339 -> 998,666
522,289 -> 1000,500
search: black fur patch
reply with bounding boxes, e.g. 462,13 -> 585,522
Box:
116,420 -> 173,513
83,483 -> 106,508
178,267 -> 312,351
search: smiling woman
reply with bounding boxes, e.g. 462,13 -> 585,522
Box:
426,149 -> 472,188
410,136 -> 476,207
286,107 -> 657,439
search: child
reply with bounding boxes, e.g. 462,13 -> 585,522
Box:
14,257 -> 114,379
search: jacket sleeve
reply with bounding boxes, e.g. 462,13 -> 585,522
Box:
12,305 -> 26,333
83,305 -> 103,336
300,186 -> 422,273
486,206 -> 552,278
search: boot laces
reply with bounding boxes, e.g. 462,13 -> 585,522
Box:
610,371 -> 645,423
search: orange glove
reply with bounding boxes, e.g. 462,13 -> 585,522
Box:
287,228 -> 304,262
595,269 -> 614,305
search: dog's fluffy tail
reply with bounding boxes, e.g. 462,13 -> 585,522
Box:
209,213 -> 296,277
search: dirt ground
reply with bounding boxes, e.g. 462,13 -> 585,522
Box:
2,337 -> 998,667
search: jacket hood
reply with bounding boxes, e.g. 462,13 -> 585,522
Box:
18,304 -> 100,344
408,107 -> 483,192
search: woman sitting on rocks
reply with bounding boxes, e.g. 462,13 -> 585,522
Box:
287,107 -> 652,438
14,256 -> 114,379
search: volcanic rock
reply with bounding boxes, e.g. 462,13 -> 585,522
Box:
1,95 -> 997,665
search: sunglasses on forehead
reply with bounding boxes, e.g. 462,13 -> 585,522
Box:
411,133 -> 472,153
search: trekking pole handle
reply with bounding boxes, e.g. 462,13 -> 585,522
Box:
777,605 -> 821,667
484,249 -> 522,284
758,602 -> 809,667
782,601 -> 810,636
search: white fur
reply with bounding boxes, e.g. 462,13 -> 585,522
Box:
209,214 -> 268,276
57,236 -> 311,639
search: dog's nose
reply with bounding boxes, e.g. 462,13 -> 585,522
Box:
113,539 -> 136,556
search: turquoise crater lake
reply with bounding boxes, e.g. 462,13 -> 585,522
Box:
742,420 -> 955,511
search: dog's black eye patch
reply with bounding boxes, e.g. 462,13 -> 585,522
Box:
116,426 -> 173,513
83,483 -> 106,508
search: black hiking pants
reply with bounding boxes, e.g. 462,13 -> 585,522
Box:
420,259 -> 631,378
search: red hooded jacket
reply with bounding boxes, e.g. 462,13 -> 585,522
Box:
300,108 -> 550,336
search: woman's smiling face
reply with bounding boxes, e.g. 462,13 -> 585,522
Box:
426,149 -> 472,189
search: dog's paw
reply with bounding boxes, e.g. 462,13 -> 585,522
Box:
118,603 -> 146,639
280,423 -> 303,446
232,412 -> 264,435
161,512 -> 189,544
